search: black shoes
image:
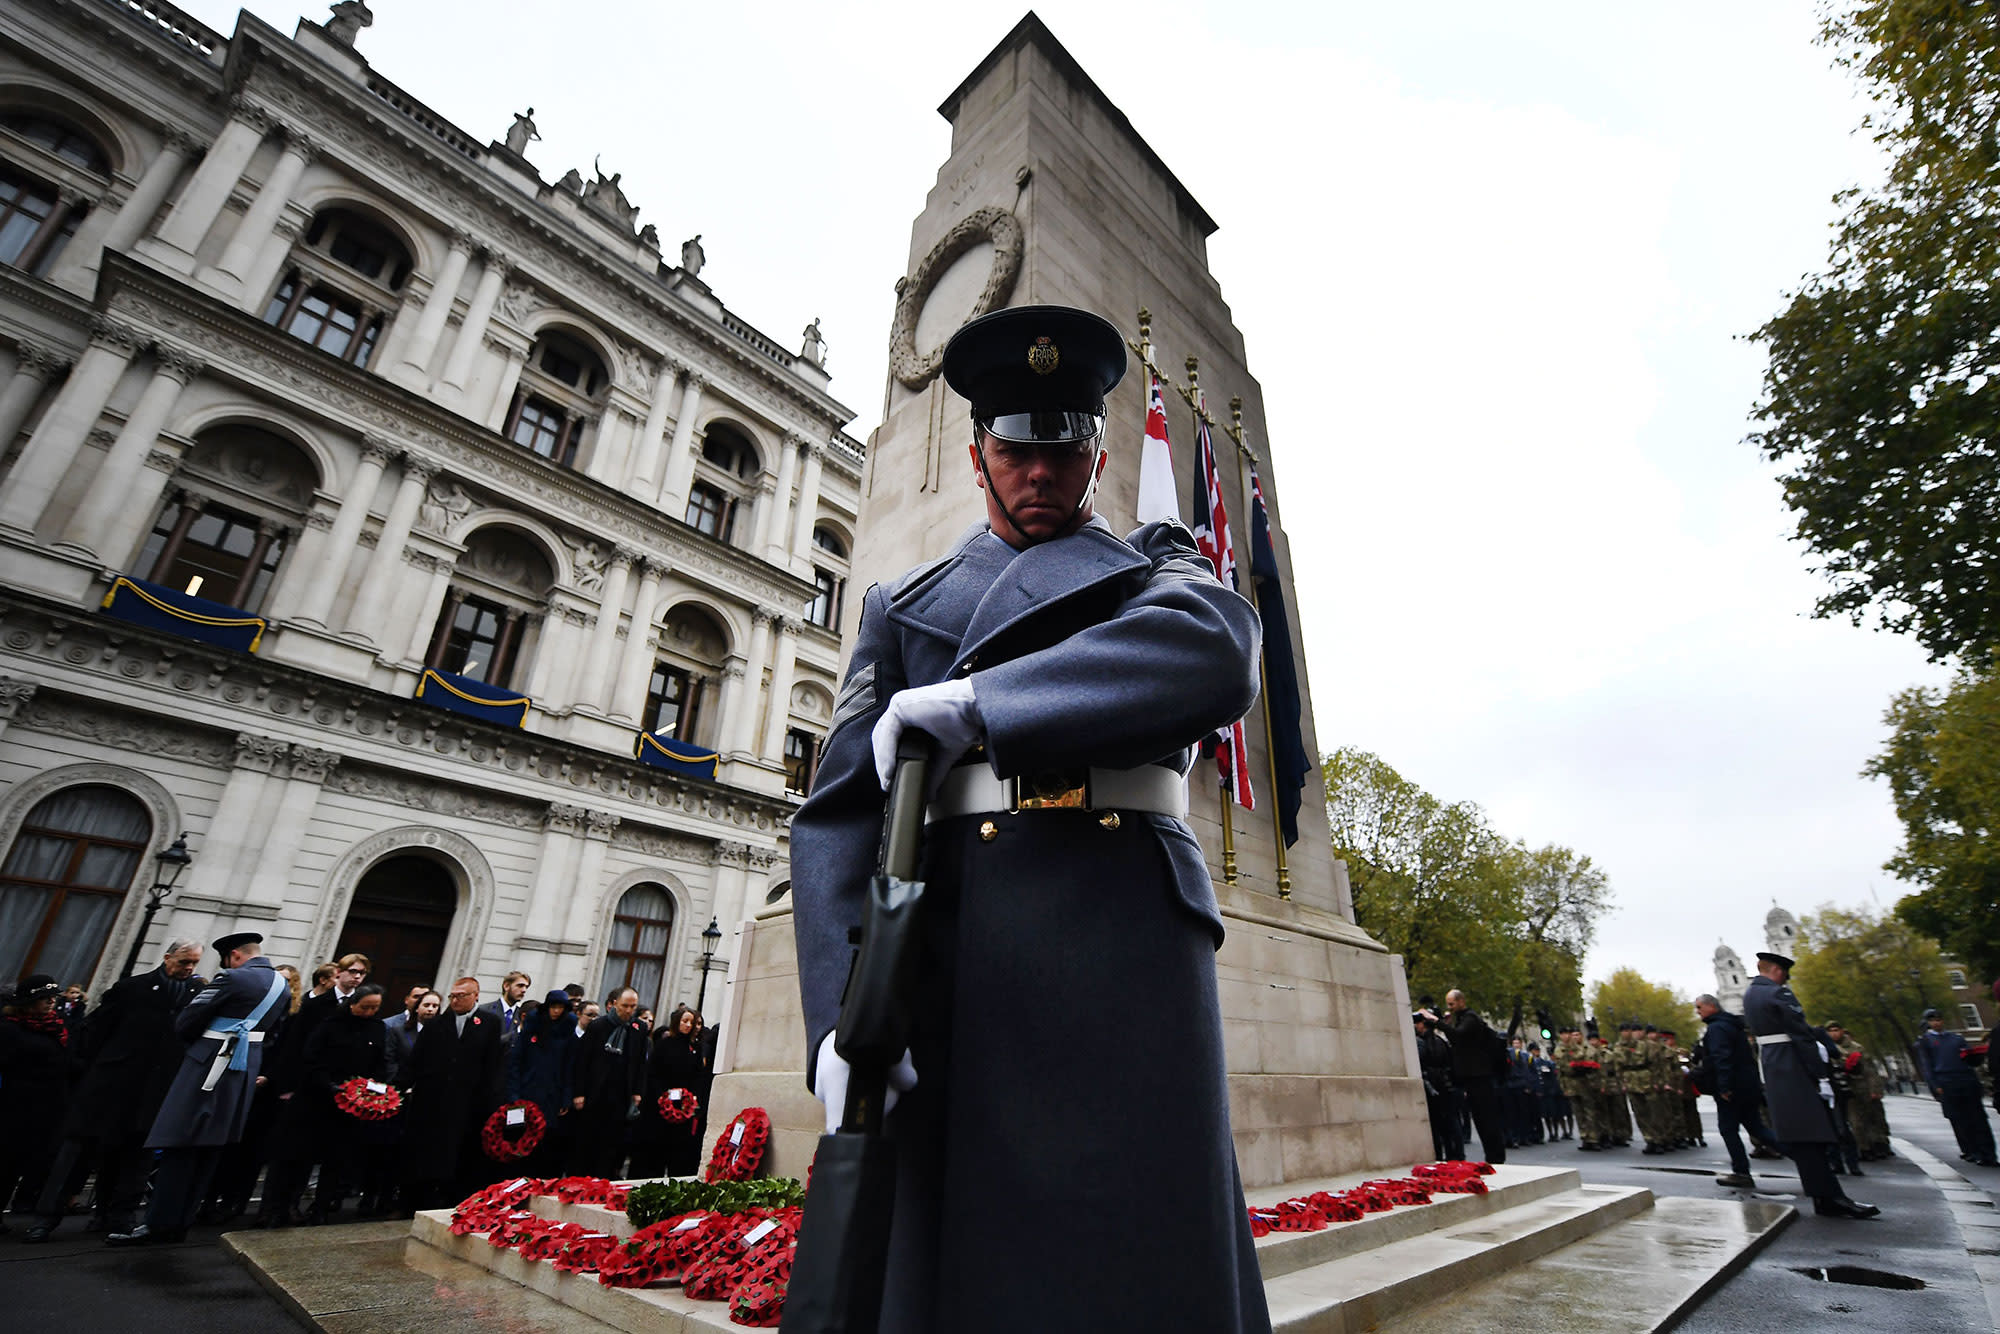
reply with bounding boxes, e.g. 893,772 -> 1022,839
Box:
1714,1173 -> 1754,1188
1814,1197 -> 1881,1219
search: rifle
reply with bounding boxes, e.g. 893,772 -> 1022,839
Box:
782,730 -> 931,1333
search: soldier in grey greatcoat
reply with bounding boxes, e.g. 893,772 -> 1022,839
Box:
1740,951 -> 1879,1218
110,930 -> 289,1244
791,305 -> 1271,1334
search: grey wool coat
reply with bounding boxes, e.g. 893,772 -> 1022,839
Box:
146,955 -> 287,1149
1742,975 -> 1836,1144
791,516 -> 1272,1334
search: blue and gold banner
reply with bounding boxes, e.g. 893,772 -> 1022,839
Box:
635,731 -> 720,780
100,576 -> 266,653
416,669 -> 531,728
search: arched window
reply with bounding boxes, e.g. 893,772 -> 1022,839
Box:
684,423 -> 762,545
261,207 -> 415,369
811,526 -> 847,559
133,425 -> 318,611
503,330 -> 608,468
424,524 -> 556,687
601,883 -> 675,1012
0,110 -> 112,277
642,604 -> 728,745
0,785 -> 151,984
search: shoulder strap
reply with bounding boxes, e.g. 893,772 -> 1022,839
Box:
245,971 -> 288,1027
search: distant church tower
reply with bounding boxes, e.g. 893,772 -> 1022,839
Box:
1765,905 -> 1801,958
1713,943 -> 1747,1014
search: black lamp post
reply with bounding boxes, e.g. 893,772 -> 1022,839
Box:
121,831 -> 192,977
695,916 -> 722,1014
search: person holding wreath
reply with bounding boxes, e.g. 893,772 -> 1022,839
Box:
647,1004 -> 711,1177
505,989 -> 578,1176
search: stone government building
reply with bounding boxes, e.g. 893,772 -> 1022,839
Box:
0,1 -> 866,1007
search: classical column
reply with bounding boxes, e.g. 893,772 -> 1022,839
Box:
711,840 -> 753,941
93,129 -> 199,256
45,184 -> 128,290
518,804 -> 586,952
0,341 -> 71,456
239,748 -> 340,913
658,370 -> 706,513
154,99 -> 270,260
370,273 -> 427,371
758,617 -> 801,761
626,357 -> 679,493
239,213 -> 304,315
789,441 -> 827,568
560,811 -> 622,944
343,455 -> 434,639
588,409 -> 635,486
576,548 -> 635,710
438,248 -> 507,391
201,735 -> 290,903
398,230 -> 472,377
402,553 -> 458,664
0,679 -> 38,743
725,610 -> 774,757
0,317 -> 140,537
12,188 -> 87,276
60,346 -> 204,558
481,337 -> 531,430
712,660 -> 746,755
748,474 -> 780,553
526,595 -> 573,704
293,438 -> 394,626
763,436 -> 800,564
208,131 -> 316,295
607,557 -> 667,720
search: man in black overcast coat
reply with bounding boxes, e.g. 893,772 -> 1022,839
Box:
1443,989 -> 1508,1164
571,986 -> 647,1179
399,976 -> 504,1209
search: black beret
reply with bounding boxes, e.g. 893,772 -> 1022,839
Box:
942,305 -> 1127,422
213,931 -> 263,958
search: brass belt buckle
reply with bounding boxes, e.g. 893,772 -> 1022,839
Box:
1013,768 -> 1089,812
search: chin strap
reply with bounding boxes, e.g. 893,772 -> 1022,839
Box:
974,439 -> 1107,544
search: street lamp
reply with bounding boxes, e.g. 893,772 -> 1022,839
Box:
695,917 -> 722,1015
121,831 -> 192,977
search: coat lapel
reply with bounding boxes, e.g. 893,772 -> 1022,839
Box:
952,523 -> 1147,673
886,528 -> 1019,648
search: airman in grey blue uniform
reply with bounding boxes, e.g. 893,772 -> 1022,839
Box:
1741,951 -> 1879,1218
791,306 -> 1271,1334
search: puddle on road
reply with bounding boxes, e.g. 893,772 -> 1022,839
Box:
1634,1167 -> 1719,1177
1790,1266 -> 1926,1290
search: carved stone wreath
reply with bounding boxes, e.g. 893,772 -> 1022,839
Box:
888,206 -> 1023,390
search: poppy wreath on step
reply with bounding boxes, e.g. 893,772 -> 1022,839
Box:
334,1077 -> 402,1121
706,1106 -> 772,1181
682,1208 -> 801,1301
481,1099 -> 547,1161
730,1272 -> 791,1327
658,1087 -> 701,1125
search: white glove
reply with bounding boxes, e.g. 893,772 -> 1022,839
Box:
812,1030 -> 918,1135
872,678 -> 983,790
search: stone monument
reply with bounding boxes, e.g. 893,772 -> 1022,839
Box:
706,12 -> 1429,1190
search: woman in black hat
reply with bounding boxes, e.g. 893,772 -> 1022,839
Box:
0,976 -> 78,1227
504,989 -> 577,1177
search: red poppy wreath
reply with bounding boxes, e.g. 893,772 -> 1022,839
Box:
334,1077 -> 402,1121
482,1100 -> 547,1161
705,1106 -> 771,1182
657,1087 -> 700,1125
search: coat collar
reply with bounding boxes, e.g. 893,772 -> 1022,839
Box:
887,518 -> 1146,673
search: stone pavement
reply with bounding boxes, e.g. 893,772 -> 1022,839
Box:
0,1217 -> 307,1329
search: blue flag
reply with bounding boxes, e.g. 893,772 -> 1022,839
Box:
1248,466 -> 1311,846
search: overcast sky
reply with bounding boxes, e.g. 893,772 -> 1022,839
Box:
187,2 -> 1950,1003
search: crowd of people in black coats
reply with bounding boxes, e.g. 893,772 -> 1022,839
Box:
0,945 -> 718,1240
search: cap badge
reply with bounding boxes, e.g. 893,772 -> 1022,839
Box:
1027,335 -> 1059,375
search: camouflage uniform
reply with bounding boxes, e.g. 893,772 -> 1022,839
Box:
1665,1038 -> 1701,1144
1597,1035 -> 1632,1146
1616,1032 -> 1651,1147
1834,1036 -> 1890,1159
1555,1033 -> 1602,1147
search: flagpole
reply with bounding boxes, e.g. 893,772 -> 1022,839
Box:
1186,355 -> 1239,887
1228,395 -> 1292,900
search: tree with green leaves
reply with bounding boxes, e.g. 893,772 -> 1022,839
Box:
1587,968 -> 1693,1034
1323,748 -> 1611,1030
1750,1 -> 2000,660
1863,658 -> 2000,979
1789,904 -> 1953,1065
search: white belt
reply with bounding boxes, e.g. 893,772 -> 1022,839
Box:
200,1029 -> 264,1092
927,764 -> 1188,823
1754,1034 -> 1791,1046
204,1029 -> 266,1044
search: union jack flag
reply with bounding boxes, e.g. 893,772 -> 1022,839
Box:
1190,397 -> 1253,809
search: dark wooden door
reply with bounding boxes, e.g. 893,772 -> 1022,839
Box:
336,854 -> 456,1004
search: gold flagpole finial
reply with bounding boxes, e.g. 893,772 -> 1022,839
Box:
1138,307 -> 1151,345
1230,395 -> 1243,433
1185,355 -> 1200,400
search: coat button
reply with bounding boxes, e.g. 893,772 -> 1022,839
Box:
979,821 -> 998,842
1098,812 -> 1121,831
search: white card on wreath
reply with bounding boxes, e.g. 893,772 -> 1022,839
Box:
506,1108 -> 526,1126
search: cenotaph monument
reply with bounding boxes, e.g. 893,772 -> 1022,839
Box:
705,12 -> 1430,1190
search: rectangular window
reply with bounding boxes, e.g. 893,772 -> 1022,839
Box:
1961,1004 -> 1982,1029
1948,969 -> 1967,988
783,728 -> 820,795
261,269 -> 381,367
807,569 -> 843,628
685,484 -> 727,539
645,662 -> 699,741
427,593 -> 520,686
142,499 -> 285,611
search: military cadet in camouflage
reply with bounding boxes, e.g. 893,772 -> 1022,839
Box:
1825,1023 -> 1891,1161
1662,1030 -> 1703,1147
1555,1029 -> 1604,1149
1595,1028 -> 1631,1148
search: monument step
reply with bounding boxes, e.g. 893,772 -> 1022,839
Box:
1247,1163 -> 1581,1279
1367,1195 -> 1796,1334
1262,1181 -> 1655,1333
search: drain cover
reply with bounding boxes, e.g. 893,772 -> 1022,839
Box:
1791,1266 -> 1926,1290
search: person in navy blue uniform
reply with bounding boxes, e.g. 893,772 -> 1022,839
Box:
791,305 -> 1270,1334
1740,951 -> 1879,1218
1915,1007 -> 1997,1167
110,930 -> 289,1244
